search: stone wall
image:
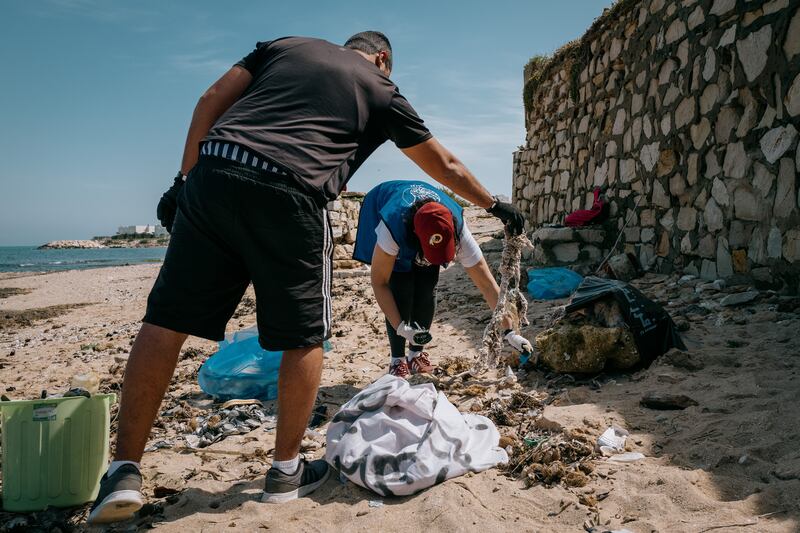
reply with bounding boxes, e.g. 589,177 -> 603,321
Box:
328,192 -> 364,269
513,0 -> 800,283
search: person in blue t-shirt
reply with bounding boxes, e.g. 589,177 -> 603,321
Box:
354,181 -> 532,378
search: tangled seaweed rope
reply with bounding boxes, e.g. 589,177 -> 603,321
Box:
475,229 -> 533,370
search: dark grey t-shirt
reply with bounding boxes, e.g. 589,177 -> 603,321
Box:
204,37 -> 432,202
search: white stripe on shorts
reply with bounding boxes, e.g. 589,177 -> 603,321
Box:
322,208 -> 332,336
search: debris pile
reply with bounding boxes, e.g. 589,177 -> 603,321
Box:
481,390 -> 598,488
181,400 -> 276,449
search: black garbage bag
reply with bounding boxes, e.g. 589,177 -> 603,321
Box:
564,276 -> 686,364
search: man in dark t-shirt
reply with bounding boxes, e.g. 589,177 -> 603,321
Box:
88,31 -> 525,524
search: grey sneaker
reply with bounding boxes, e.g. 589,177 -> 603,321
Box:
87,463 -> 144,524
262,459 -> 330,503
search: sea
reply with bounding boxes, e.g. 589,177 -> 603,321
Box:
0,246 -> 167,273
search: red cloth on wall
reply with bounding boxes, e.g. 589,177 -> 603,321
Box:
564,187 -> 607,227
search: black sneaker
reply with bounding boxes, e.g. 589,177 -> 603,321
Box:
262,459 -> 330,503
87,463 -> 144,524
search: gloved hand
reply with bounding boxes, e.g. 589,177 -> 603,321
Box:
396,321 -> 432,346
156,172 -> 185,233
487,199 -> 525,236
504,329 -> 533,353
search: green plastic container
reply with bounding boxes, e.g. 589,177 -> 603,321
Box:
1,393 -> 116,511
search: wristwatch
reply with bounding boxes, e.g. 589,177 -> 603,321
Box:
486,195 -> 500,212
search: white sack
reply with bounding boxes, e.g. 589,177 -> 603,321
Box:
325,374 -> 508,496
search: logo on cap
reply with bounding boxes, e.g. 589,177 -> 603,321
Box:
429,233 -> 443,245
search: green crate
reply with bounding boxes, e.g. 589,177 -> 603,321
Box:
1,394 -> 116,512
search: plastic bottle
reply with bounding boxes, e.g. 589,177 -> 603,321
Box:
70,372 -> 99,394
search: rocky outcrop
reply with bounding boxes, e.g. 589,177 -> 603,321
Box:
38,240 -> 106,249
514,0 -> 800,282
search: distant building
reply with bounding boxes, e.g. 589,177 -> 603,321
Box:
117,224 -> 167,237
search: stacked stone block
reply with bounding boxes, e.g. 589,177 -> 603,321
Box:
513,0 -> 800,280
327,192 -> 364,269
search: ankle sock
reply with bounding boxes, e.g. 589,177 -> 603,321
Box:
272,455 -> 300,474
391,357 -> 405,367
107,460 -> 140,477
406,349 -> 422,362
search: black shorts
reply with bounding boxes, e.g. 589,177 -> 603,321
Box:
144,156 -> 333,351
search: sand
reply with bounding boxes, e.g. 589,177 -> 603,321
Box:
1,219 -> 799,532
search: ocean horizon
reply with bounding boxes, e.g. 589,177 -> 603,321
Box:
0,246 -> 167,273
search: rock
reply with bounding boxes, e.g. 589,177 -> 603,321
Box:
657,149 -> 676,177
698,234 -> 716,258
785,7 -> 800,60
534,227 -> 574,244
691,118 -> 711,149
661,114 -> 672,136
620,158 -> 637,183
717,237 -> 733,277
767,227 -> 783,258
608,253 -> 638,282
732,249 -> 748,272
710,0 -> 735,16
688,6 -> 705,30
613,108 -> 627,135
723,142 -> 750,178
670,174 -> 686,196
661,209 -> 675,230
760,125 -> 798,163
675,97 -> 695,129
677,207 -> 697,231
659,59 -> 676,85
38,239 -> 106,249
705,197 -> 725,232
535,323 -> 640,373
715,106 -> 740,142
700,84 -> 719,114
749,227 -> 766,264
640,392 -> 698,410
774,158 -> 797,218
641,142 -> 660,172
784,229 -> 800,262
552,243 -> 580,262
737,100 -> 758,138
652,179 -> 671,208
753,162 -> 775,197
706,150 -> 722,177
786,73 -> 800,116
662,347 -> 704,370
718,25 -> 737,48
736,25 -> 772,82
701,259 -> 717,280
720,290 -> 759,306
711,177 -> 729,206
666,19 -> 687,44
703,48 -> 716,82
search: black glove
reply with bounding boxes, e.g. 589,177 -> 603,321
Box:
487,199 -> 525,236
156,172 -> 185,233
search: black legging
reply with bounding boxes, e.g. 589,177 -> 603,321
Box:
385,263 -> 440,359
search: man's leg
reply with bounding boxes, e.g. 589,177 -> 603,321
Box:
114,323 -> 188,461
273,343 -> 324,460
407,265 -> 440,374
88,323 -> 187,524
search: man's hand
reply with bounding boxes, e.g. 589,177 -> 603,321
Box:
397,321 -> 432,346
487,200 -> 525,236
156,173 -> 185,233
504,329 -> 532,353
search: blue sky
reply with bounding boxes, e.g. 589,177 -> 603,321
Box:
0,0 -> 610,245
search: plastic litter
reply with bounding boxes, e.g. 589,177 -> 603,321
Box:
70,371 -> 100,394
526,267 -> 583,300
564,276 -> 686,364
597,426 -> 628,456
198,334 -> 282,401
368,500 -> 384,508
606,452 -> 645,463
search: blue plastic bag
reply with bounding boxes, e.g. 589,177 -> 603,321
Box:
198,333 -> 283,401
526,267 -> 583,300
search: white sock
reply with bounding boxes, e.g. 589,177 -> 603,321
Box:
272,455 -> 300,474
108,460 -> 140,476
391,357 -> 405,366
406,349 -> 422,362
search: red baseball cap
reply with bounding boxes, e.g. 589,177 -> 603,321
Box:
413,202 -> 456,265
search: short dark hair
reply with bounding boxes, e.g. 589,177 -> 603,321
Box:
344,31 -> 393,71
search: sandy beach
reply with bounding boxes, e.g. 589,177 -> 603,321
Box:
1,218 -> 799,532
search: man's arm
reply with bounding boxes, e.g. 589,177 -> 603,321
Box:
401,138 -> 494,208
180,66 -> 253,175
